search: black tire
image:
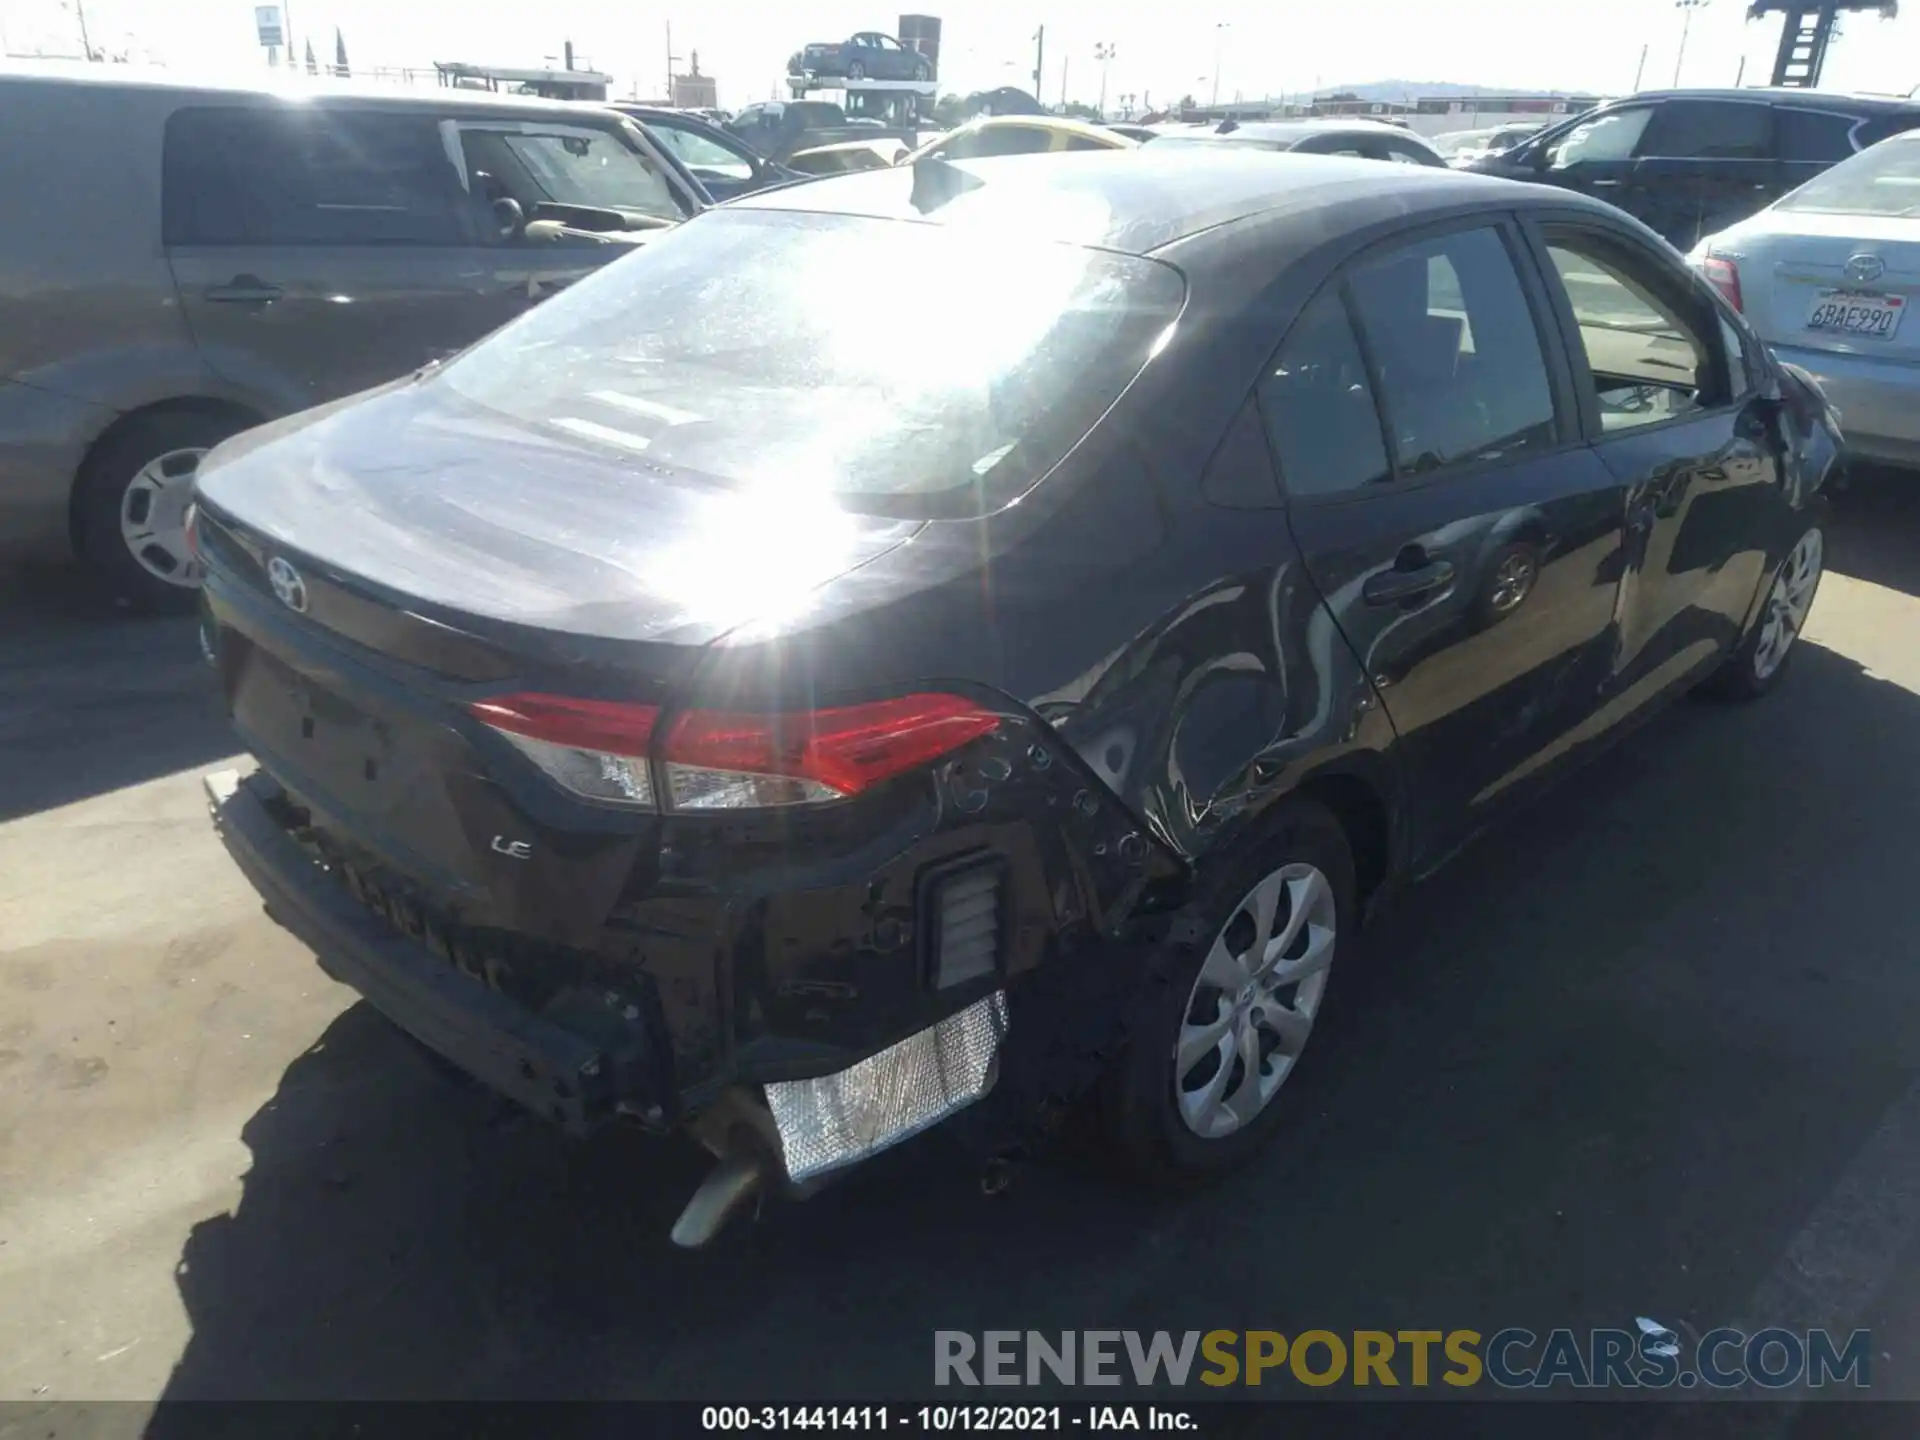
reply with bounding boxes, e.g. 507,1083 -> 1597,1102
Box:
1701,519 -> 1825,702
848,61 -> 867,80
75,408 -> 248,611
1102,797 -> 1358,1181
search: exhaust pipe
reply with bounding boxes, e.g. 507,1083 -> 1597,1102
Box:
670,1152 -> 767,1248
666,1086 -> 784,1248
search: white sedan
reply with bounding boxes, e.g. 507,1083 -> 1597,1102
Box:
1692,128 -> 1920,469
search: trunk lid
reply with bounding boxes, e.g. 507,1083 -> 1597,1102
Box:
193,376 -> 922,649
1730,212 -> 1920,361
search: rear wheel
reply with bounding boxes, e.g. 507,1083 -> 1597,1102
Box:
848,60 -> 867,80
1103,798 -> 1356,1178
76,409 -> 249,611
1704,523 -> 1824,701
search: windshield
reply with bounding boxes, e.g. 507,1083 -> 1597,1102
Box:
436,209 -> 1185,516
1151,134 -> 1293,152
1777,136 -> 1920,216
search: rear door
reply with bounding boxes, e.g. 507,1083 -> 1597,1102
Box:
165,103 -> 494,412
1261,218 -> 1634,861
1530,215 -> 1782,697
1626,98 -> 1777,249
167,103 -> 676,415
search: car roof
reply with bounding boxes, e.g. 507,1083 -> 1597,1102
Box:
1600,86 -> 1920,114
1159,119 -> 1433,148
0,60 -> 624,119
732,146 -> 1536,255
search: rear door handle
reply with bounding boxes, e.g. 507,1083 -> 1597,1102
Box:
206,276 -> 284,304
1363,559 -> 1456,606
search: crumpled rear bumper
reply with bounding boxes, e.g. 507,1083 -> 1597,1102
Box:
205,767 -> 649,1135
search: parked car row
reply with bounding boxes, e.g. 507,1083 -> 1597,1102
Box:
3,68 -> 1914,614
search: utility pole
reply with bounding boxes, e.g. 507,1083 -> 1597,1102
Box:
1211,22 -> 1230,109
1096,42 -> 1115,118
1032,25 -> 1044,99
71,0 -> 96,59
280,0 -> 296,68
665,21 -> 677,102
1061,53 -> 1069,107
1634,42 -> 1649,90
1673,0 -> 1709,87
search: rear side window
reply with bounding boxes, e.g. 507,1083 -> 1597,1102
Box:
1258,291 -> 1390,499
164,106 -> 472,246
1345,226 -> 1557,474
1776,109 -> 1861,163
1854,113 -> 1920,148
941,126 -> 1051,159
1636,100 -> 1771,159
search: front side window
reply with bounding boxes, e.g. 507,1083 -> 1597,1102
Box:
437,210 -> 1186,517
457,120 -> 684,222
651,123 -> 755,183
1636,100 -> 1771,160
1346,226 -> 1557,473
1545,232 -> 1723,430
1546,107 -> 1653,168
1258,291 -> 1390,499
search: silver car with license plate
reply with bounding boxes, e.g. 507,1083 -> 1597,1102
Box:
1692,128 -> 1920,467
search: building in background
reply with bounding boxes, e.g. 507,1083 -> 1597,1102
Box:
672,52 -> 718,109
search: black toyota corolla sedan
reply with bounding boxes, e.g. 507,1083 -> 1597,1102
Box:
193,149 -> 1839,1245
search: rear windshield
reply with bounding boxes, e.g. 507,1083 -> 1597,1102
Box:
1777,135 -> 1920,217
436,208 -> 1185,516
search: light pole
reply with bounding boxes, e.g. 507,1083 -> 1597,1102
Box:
1673,0 -> 1709,87
1210,23 -> 1229,108
1095,42 -> 1115,119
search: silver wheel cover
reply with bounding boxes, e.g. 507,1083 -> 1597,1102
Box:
1753,527 -> 1823,682
119,447 -> 209,587
1173,862 -> 1337,1140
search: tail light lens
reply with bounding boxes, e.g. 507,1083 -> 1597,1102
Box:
468,692 -> 999,812
469,693 -> 660,808
1702,255 -> 1743,312
660,695 -> 1000,810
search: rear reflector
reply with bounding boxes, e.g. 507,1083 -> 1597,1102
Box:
659,694 -> 1000,810
469,693 -> 660,808
1702,256 -> 1743,313
764,991 -> 1009,1182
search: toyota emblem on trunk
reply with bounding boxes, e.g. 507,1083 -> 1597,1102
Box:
1845,252 -> 1886,284
266,556 -> 308,613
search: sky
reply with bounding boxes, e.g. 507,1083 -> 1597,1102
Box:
5,0 -> 1920,112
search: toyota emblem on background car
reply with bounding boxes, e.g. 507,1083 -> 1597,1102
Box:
1844,253 -> 1885,285
265,556 -> 308,613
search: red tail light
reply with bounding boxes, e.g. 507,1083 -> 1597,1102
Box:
1702,256 -> 1743,313
468,692 -> 999,812
469,693 -> 661,808
660,694 -> 1001,810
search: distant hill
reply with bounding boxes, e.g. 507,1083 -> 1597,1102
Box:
1312,80 -> 1592,101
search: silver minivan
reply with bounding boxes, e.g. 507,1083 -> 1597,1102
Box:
0,66 -> 705,607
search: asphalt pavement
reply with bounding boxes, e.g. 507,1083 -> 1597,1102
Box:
2,475 -> 1919,1420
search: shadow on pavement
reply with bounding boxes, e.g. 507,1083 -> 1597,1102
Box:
0,564 -> 235,823
1830,466 -> 1920,597
149,639 -> 1920,1404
